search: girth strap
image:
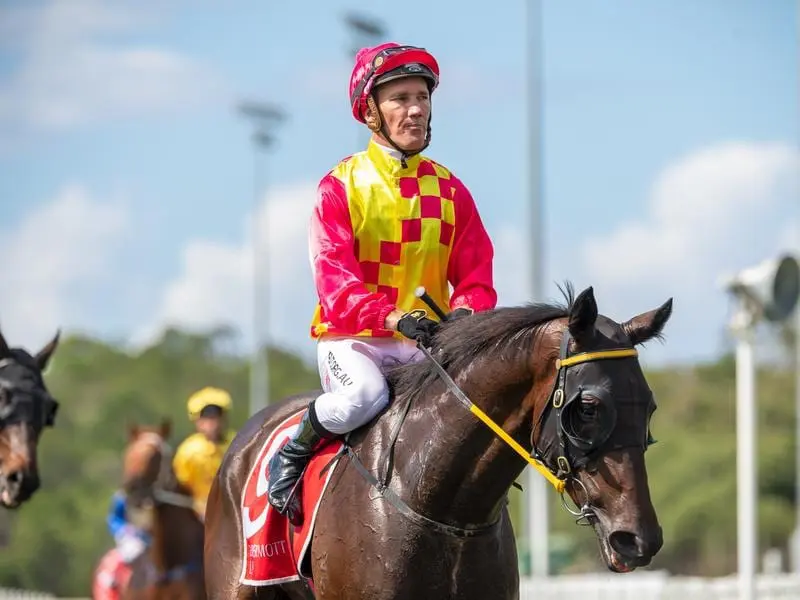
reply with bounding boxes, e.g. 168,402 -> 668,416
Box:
343,445 -> 500,538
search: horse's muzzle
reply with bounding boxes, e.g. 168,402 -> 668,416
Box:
606,526 -> 663,570
611,527 -> 662,557
0,468 -> 40,508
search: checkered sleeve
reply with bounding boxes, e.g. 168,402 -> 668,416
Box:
309,174 -> 397,332
447,176 -> 498,312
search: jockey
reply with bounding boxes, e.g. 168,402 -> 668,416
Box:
173,386 -> 236,518
267,42 -> 497,525
106,489 -> 150,565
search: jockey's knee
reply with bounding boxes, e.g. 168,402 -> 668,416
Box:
315,377 -> 389,435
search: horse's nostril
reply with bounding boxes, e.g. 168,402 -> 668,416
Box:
6,471 -> 22,485
608,531 -> 642,558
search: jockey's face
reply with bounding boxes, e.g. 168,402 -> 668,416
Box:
371,76 -> 430,152
196,412 -> 226,442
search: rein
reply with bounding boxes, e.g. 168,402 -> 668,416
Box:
416,342 -> 637,504
336,289 -> 642,536
414,289 -> 639,519
338,322 -> 638,537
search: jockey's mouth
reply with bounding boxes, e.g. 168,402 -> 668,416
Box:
402,122 -> 424,132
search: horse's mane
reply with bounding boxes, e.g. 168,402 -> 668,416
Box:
386,282 -> 577,403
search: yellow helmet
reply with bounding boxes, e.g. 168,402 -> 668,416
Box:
186,387 -> 232,421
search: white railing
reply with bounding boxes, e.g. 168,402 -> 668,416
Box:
4,573 -> 800,599
520,572 -> 800,600
0,589 -> 53,600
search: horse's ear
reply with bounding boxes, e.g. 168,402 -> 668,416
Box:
623,298 -> 673,346
127,421 -> 140,441
35,330 -> 61,372
0,329 -> 9,358
568,286 -> 598,341
160,418 -> 172,440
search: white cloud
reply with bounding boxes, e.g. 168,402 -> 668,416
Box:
0,185 -> 128,351
133,183 -> 320,358
0,0 -> 226,140
578,141 -> 800,365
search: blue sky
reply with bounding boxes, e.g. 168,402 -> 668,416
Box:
0,0 -> 797,369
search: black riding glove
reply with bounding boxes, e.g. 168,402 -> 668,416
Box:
397,310 -> 439,347
447,307 -> 473,321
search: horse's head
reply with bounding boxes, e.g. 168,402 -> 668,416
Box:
531,286 -> 672,573
0,330 -> 60,509
122,419 -> 174,513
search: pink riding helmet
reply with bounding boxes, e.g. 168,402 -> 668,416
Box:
349,42 -> 440,124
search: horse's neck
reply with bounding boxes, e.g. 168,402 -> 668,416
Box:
147,471 -> 202,570
386,358 -> 533,527
151,502 -> 203,569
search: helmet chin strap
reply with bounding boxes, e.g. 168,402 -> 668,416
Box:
366,95 -> 432,169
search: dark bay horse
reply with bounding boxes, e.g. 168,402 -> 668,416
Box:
0,329 -> 61,508
110,420 -> 205,600
205,285 -> 673,599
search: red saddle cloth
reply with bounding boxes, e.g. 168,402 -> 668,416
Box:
92,548 -> 133,600
239,409 -> 344,588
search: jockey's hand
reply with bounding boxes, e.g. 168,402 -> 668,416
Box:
397,310 -> 439,347
447,307 -> 474,321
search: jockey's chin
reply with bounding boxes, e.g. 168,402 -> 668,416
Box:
390,126 -> 426,153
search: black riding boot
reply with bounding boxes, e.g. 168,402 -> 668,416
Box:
267,401 -> 334,526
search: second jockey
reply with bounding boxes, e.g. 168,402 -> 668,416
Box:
267,42 -> 498,526
173,386 -> 236,519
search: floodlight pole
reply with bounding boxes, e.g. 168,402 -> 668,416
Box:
236,100 -> 286,416
728,304 -> 757,600
525,0 -> 549,579
343,12 -> 386,149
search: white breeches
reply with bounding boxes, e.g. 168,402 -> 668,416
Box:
313,336 -> 423,435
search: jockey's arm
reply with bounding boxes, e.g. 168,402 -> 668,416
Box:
106,491 -> 128,539
310,174 -> 401,332
447,176 -> 498,313
172,440 -> 198,499
172,438 -> 212,520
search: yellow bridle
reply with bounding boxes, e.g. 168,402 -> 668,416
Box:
420,345 -> 639,494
